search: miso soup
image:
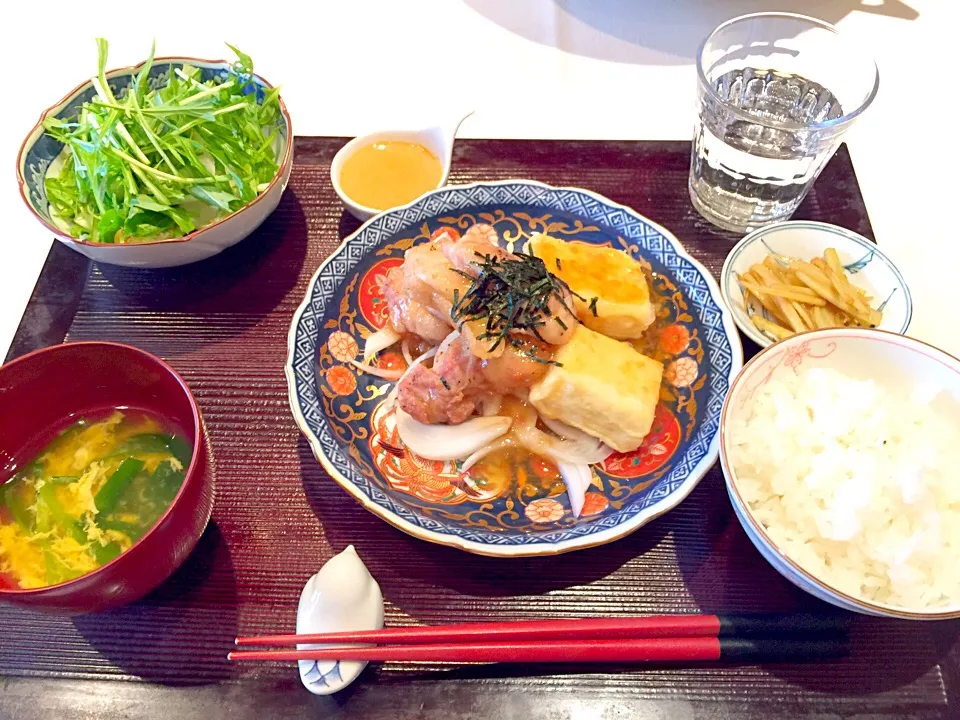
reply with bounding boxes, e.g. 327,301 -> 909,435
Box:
0,410 -> 192,589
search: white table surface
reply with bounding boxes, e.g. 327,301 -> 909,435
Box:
2,0 -> 956,358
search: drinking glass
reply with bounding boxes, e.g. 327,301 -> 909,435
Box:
689,13 -> 879,233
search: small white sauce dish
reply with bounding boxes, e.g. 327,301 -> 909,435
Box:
330,111 -> 472,221
296,545 -> 384,695
720,221 -> 912,348
720,327 -> 960,620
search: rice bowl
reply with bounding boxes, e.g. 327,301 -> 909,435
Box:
720,328 -> 960,619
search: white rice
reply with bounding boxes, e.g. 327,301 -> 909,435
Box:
728,366 -> 960,609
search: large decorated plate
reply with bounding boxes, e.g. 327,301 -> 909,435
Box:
286,181 -> 743,556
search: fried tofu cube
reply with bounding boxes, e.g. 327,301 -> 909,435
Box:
529,233 -> 656,339
529,325 -> 663,452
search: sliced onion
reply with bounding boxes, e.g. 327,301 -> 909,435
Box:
540,416 -> 615,463
511,388 -> 530,403
383,386 -> 399,411
460,435 -> 513,472
401,337 -> 414,366
550,438 -> 614,465
481,395 -> 503,417
363,326 -> 401,363
397,346 -> 437,385
557,462 -> 593,517
352,341 -> 437,382
541,416 -> 597,445
549,436 -> 614,465
395,408 -> 512,461
348,359 -> 404,380
436,328 -> 461,358
515,424 -> 613,466
596,444 -> 616,462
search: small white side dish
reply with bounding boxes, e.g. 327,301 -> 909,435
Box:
720,327 -> 960,620
720,221 -> 912,348
296,545 -> 384,694
331,111 -> 473,221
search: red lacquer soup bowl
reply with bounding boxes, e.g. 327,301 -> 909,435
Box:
0,342 -> 213,614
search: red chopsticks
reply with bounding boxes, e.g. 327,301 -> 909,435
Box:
228,613 -> 850,665
229,637 -> 846,664
234,612 -> 847,647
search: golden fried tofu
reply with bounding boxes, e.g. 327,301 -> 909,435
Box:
529,324 -> 663,452
529,233 -> 656,339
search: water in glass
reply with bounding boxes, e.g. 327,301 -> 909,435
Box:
690,68 -> 844,233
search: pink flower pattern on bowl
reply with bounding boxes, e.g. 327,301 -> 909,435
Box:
737,339 -> 837,410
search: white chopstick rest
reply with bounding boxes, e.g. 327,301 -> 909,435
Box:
296,545 -> 384,695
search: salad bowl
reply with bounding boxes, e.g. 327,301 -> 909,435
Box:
17,56 -> 293,269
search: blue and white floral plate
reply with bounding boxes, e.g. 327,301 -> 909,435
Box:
721,221 -> 912,348
286,180 -> 743,557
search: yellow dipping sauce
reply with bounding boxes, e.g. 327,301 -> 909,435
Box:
339,141 -> 442,211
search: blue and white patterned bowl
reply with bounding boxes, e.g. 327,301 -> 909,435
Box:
721,221 -> 912,348
16,57 -> 292,268
286,180 -> 743,556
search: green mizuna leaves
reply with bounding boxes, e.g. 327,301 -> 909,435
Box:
42,39 -> 282,243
